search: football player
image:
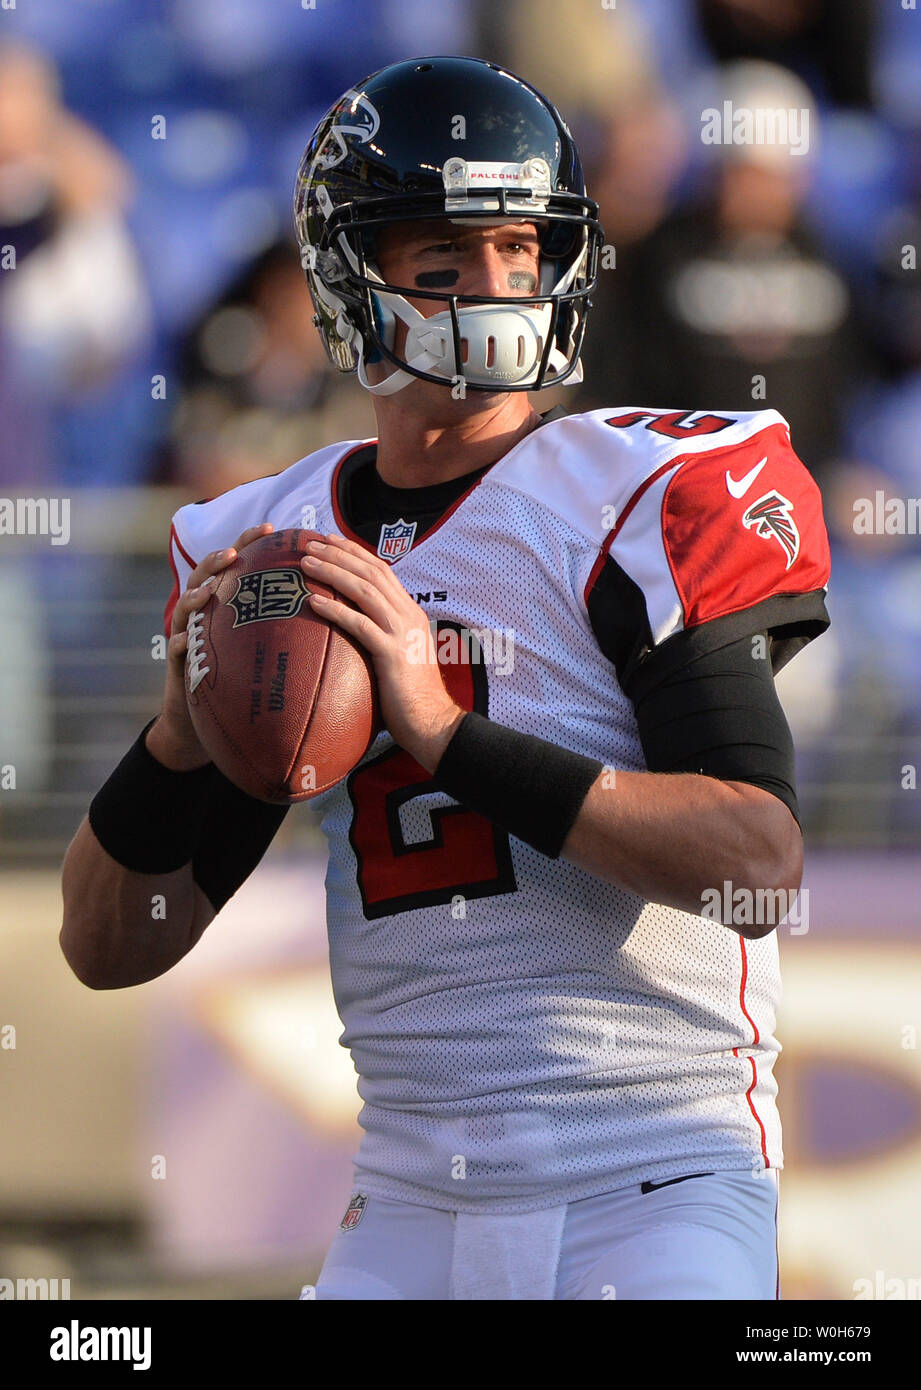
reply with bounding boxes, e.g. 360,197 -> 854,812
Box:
61,57 -> 830,1300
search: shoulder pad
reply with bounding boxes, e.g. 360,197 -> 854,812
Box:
493,405 -> 794,550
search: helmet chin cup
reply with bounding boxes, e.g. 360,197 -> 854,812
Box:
384,296 -> 559,390
424,302 -> 553,385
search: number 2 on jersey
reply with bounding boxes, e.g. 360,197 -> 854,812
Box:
604,409 -> 735,438
346,622 -> 517,920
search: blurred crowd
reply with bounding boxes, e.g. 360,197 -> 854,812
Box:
1,0 -> 919,841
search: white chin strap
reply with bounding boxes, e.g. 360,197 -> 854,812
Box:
357,264 -> 582,396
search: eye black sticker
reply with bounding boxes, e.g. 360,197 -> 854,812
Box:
414,270 -> 460,288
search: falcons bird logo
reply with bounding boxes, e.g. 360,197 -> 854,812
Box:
742,491 -> 800,570
313,90 -> 380,170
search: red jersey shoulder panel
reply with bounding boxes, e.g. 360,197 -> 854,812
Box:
661,422 -> 830,631
580,409 -> 828,647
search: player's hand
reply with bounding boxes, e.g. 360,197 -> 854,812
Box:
300,533 -> 465,772
147,523 -> 275,771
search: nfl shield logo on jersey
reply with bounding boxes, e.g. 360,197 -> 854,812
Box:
339,1193 -> 368,1231
377,518 -> 417,563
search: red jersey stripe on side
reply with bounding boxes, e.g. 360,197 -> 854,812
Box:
582,458 -> 682,606
743,1053 -> 770,1168
163,523 -> 195,637
737,936 -> 761,1044
172,525 -> 197,572
736,936 -> 770,1169
163,577 -> 179,639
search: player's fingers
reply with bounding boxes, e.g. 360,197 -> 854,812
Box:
307,591 -> 389,655
301,554 -> 395,629
306,537 -> 411,604
183,525 -> 272,593
305,537 -> 388,587
232,522 -> 274,552
167,628 -> 189,662
323,532 -> 381,561
321,533 -> 404,588
185,548 -> 237,592
170,576 -> 216,636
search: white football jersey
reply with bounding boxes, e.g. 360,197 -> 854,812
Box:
165,406 -> 830,1213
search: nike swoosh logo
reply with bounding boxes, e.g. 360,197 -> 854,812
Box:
726,456 -> 767,499
641,1172 -> 714,1194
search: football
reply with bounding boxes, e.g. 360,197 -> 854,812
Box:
184,527 -> 379,803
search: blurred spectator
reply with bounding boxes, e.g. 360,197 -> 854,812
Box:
585,82 -> 687,252
858,206 -> 921,380
578,62 -> 863,484
830,202 -> 921,563
0,41 -> 151,483
0,41 -> 156,795
477,0 -> 657,142
695,0 -> 876,107
824,201 -> 921,801
161,239 -> 374,499
478,1 -> 690,409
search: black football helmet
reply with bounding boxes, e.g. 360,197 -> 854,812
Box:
293,56 -> 604,394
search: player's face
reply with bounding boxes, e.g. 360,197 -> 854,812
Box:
374,219 -> 541,314
365,218 -> 543,411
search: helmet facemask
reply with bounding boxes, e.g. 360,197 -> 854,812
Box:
293,59 -> 606,394
358,221 -> 591,395
296,157 -> 602,396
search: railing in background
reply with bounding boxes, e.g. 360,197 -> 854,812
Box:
0,487 -> 918,864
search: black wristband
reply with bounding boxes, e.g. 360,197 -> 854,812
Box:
431,712 -> 603,858
88,719 -> 215,874
191,769 -> 289,914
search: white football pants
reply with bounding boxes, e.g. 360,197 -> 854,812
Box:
303,1169 -> 780,1300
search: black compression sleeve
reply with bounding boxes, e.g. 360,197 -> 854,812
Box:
632,633 -> 801,824
191,772 -> 289,913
